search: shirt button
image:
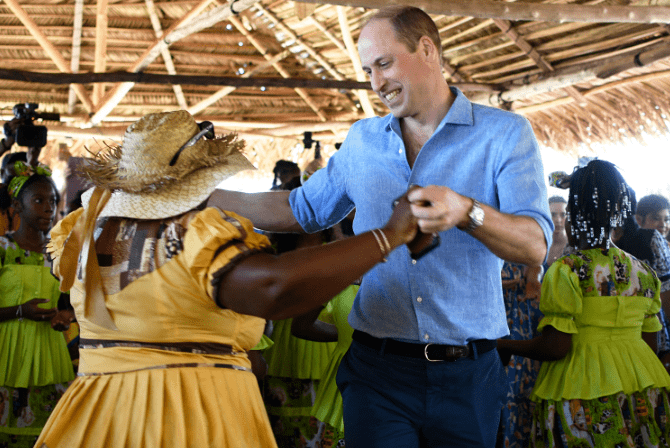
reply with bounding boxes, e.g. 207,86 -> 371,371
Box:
411,259 -> 417,265
398,148 -> 402,154
417,297 -> 423,303
424,333 -> 430,340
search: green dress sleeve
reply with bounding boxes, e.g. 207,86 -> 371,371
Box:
537,259 -> 581,334
640,261 -> 663,332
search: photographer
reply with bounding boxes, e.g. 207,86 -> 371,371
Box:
2,103 -> 59,167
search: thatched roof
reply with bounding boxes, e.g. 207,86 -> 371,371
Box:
2,0 -> 670,178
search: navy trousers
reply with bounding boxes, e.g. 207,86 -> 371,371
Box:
336,338 -> 507,447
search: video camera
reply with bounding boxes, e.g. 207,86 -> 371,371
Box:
4,103 -> 60,148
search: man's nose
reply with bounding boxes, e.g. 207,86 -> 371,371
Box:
370,69 -> 385,93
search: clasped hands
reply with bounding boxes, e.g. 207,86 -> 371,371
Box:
20,298 -> 75,331
392,185 -> 471,259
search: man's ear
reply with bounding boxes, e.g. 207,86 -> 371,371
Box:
419,35 -> 438,62
635,214 -> 644,227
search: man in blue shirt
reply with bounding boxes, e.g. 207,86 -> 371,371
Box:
210,5 -> 551,447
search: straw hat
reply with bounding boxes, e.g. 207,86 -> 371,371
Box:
80,110 -> 254,219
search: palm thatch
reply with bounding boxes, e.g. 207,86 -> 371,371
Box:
2,0 -> 670,181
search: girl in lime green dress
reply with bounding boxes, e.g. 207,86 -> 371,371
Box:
0,162 -> 75,447
498,160 -> 670,448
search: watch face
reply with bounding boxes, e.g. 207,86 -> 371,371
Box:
473,206 -> 485,223
470,202 -> 484,228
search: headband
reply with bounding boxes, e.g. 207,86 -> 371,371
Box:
7,161 -> 52,198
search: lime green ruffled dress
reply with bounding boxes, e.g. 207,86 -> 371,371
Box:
311,284 -> 358,443
263,304 -> 337,447
530,247 -> 670,448
0,235 -> 74,447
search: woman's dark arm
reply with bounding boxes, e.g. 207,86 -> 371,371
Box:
643,330 -> 658,353
0,298 -> 58,323
497,325 -> 572,362
291,306 -> 338,342
217,192 -> 420,320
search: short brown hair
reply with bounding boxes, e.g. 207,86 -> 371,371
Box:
366,6 -> 443,64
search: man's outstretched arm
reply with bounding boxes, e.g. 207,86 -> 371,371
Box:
207,189 -> 304,233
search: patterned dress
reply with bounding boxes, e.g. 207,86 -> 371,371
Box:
0,235 -> 73,448
530,247 -> 670,448
499,262 -> 543,448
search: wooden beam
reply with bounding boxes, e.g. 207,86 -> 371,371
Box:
0,68 -> 498,94
3,0 -> 94,113
493,19 -> 552,72
469,40 -> 670,106
187,50 -> 290,115
337,6 -> 376,118
493,19 -> 589,106
93,0 -> 108,104
255,5 -> 343,79
228,14 -> 328,122
89,0 -> 247,126
145,0 -> 188,109
68,0 -> 84,114
515,68 -> 670,115
294,0 -> 670,24
309,16 -> 347,53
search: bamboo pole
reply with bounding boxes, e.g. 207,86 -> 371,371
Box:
309,16 -> 347,52
0,67 -> 497,92
227,14 -> 328,122
336,6 -> 376,118
93,0 -> 108,104
68,0 -> 84,114
187,50 -> 291,115
470,40 -> 670,106
145,0 -> 188,109
88,0 -> 228,126
3,0 -> 94,113
255,4 -> 346,82
515,69 -> 670,115
294,0 -> 670,24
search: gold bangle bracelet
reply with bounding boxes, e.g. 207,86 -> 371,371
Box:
371,229 -> 388,263
377,228 -> 391,253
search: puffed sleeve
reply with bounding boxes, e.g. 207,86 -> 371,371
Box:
46,208 -> 84,280
537,259 -> 581,334
181,207 -> 271,302
639,260 -> 663,332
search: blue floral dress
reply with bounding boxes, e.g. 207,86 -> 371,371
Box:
499,262 -> 543,448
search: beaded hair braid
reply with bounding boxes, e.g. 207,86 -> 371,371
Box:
567,160 -> 632,249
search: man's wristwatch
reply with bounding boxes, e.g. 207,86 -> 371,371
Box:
464,199 -> 485,233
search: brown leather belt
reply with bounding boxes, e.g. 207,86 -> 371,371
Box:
352,330 -> 497,362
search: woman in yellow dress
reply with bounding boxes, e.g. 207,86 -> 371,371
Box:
35,110 -> 421,448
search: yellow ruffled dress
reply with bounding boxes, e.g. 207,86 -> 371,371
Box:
36,207 -> 277,448
530,247 -> 670,447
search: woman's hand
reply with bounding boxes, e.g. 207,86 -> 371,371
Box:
51,309 -> 76,331
22,298 -> 57,322
383,188 -> 420,248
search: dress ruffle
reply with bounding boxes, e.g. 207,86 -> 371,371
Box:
532,332 -> 670,401
264,318 -> 336,379
36,367 -> 275,448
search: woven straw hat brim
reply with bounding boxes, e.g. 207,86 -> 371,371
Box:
81,151 -> 253,220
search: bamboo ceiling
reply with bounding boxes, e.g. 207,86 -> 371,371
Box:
2,0 -> 670,175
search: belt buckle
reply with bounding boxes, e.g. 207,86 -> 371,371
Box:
423,343 -> 444,362
424,344 -> 468,362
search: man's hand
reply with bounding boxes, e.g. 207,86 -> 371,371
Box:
407,185 -> 472,234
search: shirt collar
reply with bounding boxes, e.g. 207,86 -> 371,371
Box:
384,86 -> 474,134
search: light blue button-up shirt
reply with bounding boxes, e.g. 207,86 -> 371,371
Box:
290,88 -> 553,344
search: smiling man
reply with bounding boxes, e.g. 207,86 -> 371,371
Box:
208,6 -> 551,447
